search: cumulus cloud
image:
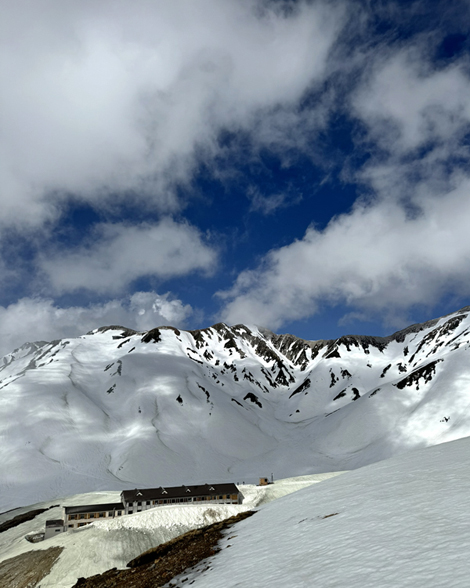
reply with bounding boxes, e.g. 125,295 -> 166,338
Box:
220,45 -> 470,330
220,178 -> 470,329
0,291 -> 192,357
0,0 -> 342,226
354,49 -> 470,155
39,218 -> 216,294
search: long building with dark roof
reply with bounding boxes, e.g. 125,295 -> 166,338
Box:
55,483 -> 243,534
64,502 -> 124,530
121,483 -> 242,514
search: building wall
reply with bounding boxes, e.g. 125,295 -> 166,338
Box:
124,493 -> 241,514
65,508 -> 124,529
44,525 -> 65,540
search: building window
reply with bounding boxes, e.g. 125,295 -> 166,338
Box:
137,501 -> 142,506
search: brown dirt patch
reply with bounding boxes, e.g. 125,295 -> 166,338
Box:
0,546 -> 63,588
72,510 -> 255,588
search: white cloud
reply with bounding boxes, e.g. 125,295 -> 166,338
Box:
0,291 -> 192,357
247,185 -> 302,215
354,49 -> 470,154
219,40 -> 470,330
219,177 -> 470,329
130,291 -> 192,327
0,0 -> 343,226
39,218 -> 216,294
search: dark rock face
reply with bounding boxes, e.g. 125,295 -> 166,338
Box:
141,328 -> 162,343
0,508 -> 51,534
333,389 -> 347,401
244,393 -> 262,408
95,326 -> 139,337
395,360 -> 443,390
289,378 -> 311,398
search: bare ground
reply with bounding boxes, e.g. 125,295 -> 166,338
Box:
0,546 -> 64,588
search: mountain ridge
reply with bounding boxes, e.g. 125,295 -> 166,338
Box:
2,305 -> 470,511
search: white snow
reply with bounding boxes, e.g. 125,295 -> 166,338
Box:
179,435 -> 470,588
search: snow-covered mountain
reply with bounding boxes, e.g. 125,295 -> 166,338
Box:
2,306 -> 470,511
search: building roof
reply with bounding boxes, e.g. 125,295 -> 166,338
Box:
45,519 -> 64,527
64,502 -> 123,515
121,483 -> 240,503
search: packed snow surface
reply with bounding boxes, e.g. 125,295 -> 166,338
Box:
182,436 -> 470,588
2,307 -> 470,509
0,472 -> 343,588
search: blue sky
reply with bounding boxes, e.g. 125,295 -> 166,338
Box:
1,0 -> 470,354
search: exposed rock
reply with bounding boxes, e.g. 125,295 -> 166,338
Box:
380,364 -> 391,378
395,360 -> 443,390
243,393 -> 262,408
289,378 -> 311,398
141,328 -> 162,344
333,389 -> 347,401
0,508 -> 51,534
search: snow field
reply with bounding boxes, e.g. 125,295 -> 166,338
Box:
180,436 -> 470,588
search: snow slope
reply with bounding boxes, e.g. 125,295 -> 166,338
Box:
182,435 -> 470,588
0,472 -> 343,588
2,307 -> 470,510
